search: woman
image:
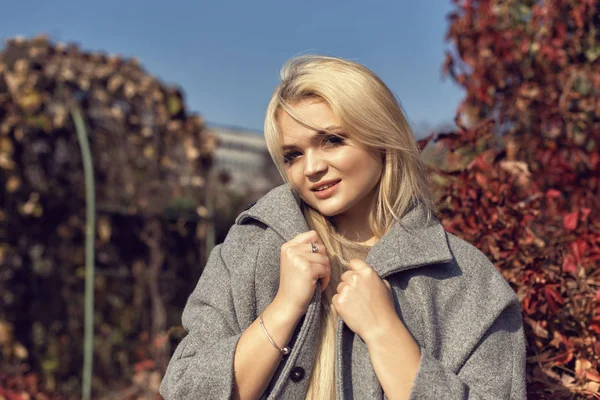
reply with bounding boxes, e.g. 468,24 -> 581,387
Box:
160,56 -> 526,400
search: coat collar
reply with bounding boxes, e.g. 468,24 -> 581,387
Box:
235,184 -> 452,277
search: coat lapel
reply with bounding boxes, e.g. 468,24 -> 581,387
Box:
365,205 -> 453,277
237,184 -> 453,275
235,184 -> 310,242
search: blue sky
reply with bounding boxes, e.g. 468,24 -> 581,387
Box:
2,0 -> 464,136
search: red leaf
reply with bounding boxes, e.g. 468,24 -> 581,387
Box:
562,254 -> 577,274
569,240 -> 588,264
545,189 -> 562,199
590,316 -> 600,335
475,172 -> 487,186
590,151 -> 599,168
553,350 -> 574,366
587,369 -> 600,383
581,207 -> 591,221
544,285 -> 564,312
523,293 -> 537,315
563,211 -> 578,231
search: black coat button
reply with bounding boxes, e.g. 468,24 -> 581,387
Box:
289,366 -> 305,382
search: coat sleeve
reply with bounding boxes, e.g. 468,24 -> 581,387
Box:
159,223 -> 258,399
408,295 -> 527,400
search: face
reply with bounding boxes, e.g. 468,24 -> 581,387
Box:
278,98 -> 383,226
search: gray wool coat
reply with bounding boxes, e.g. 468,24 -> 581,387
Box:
160,184 -> 526,399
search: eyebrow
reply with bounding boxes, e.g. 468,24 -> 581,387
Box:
281,125 -> 344,151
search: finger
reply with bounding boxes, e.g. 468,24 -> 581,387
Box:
291,230 -> 323,245
312,263 -> 331,291
331,294 -> 339,311
312,258 -> 331,291
283,243 -> 327,262
304,242 -> 325,255
336,281 -> 348,294
319,278 -> 330,293
340,270 -> 353,282
297,252 -> 330,266
287,243 -> 329,258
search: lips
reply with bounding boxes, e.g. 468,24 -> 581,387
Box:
310,179 -> 341,192
311,180 -> 340,200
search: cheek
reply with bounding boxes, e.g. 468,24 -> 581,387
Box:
368,158 -> 383,181
342,150 -> 382,180
286,165 -> 305,191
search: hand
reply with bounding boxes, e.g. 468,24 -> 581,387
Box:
274,230 -> 332,321
331,259 -> 399,344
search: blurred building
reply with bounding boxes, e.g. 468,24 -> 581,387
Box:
206,124 -> 281,193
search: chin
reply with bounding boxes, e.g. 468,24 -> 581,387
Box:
311,203 -> 350,218
316,209 -> 341,217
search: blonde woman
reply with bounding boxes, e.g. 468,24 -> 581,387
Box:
160,56 -> 526,400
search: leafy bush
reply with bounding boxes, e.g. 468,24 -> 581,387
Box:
0,35 -> 216,398
439,0 -> 600,397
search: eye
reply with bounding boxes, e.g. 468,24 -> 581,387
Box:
323,134 -> 345,146
283,151 -> 302,164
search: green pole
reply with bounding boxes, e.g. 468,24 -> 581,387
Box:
72,107 -> 96,400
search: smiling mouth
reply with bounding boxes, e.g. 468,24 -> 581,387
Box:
314,183 -> 336,191
310,181 -> 341,200
311,180 -> 341,192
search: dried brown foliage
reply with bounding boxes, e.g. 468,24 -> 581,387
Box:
0,35 -> 216,398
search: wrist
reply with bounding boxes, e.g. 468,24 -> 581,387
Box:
363,314 -> 409,348
269,296 -> 304,326
364,317 -> 421,365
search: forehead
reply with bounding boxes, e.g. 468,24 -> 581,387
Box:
278,99 -> 342,145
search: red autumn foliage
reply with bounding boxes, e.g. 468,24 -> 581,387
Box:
434,0 -> 600,398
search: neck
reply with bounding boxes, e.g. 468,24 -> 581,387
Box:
332,212 -> 376,245
331,188 -> 379,245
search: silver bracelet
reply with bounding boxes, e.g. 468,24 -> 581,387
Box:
259,313 -> 291,356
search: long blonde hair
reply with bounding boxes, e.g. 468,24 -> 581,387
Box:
263,55 -> 434,399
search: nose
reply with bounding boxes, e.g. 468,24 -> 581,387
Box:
304,150 -> 327,177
